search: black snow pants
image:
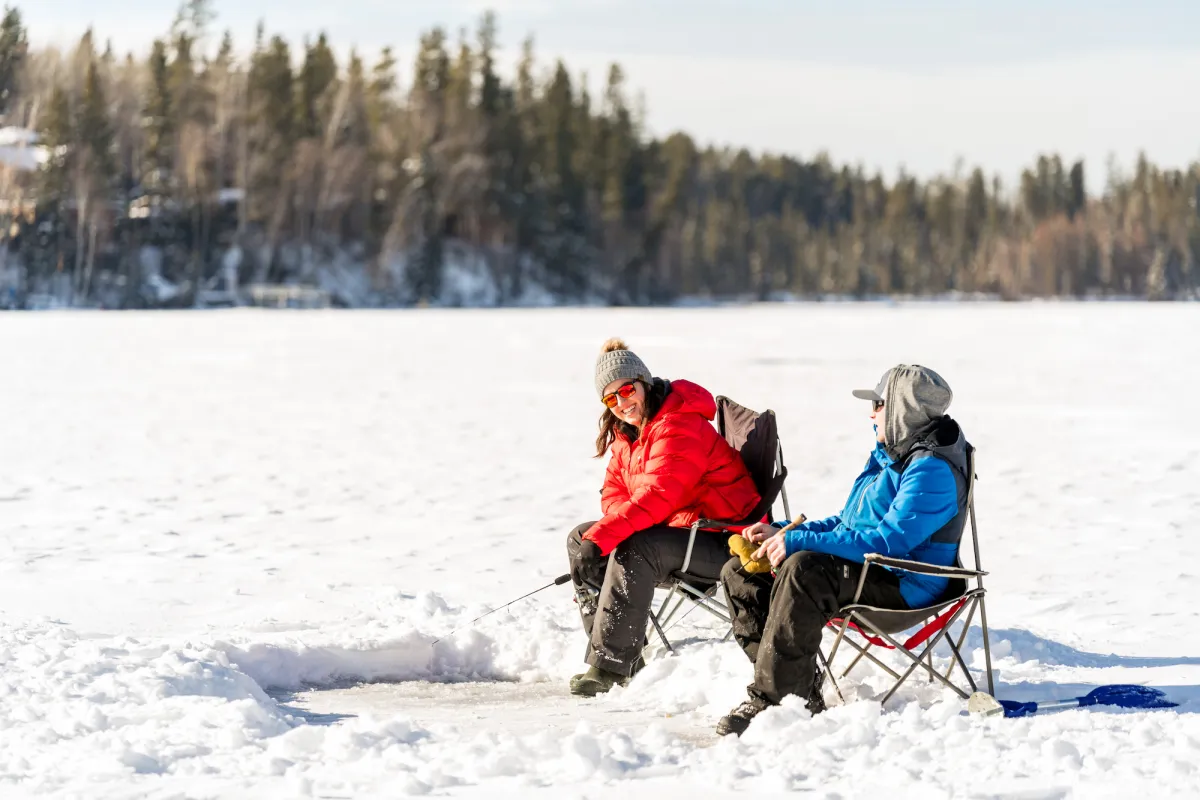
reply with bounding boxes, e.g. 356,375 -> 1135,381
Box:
720,550 -> 909,705
566,521 -> 730,676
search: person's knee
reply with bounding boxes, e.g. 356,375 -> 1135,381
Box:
613,531 -> 666,571
612,535 -> 644,561
567,522 -> 593,552
775,552 -> 843,616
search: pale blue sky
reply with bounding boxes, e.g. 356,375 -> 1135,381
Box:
21,1 -> 1200,186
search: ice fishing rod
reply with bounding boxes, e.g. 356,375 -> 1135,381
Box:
435,514 -> 806,645
431,573 -> 572,644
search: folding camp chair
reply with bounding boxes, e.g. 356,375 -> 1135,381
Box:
820,446 -> 994,705
645,396 -> 791,654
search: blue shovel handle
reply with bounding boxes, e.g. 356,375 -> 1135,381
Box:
1000,685 -> 1176,718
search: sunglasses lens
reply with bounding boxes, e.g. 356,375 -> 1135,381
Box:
601,382 -> 638,409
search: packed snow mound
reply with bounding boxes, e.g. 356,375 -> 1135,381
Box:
212,590 -> 581,690
0,621 -> 292,793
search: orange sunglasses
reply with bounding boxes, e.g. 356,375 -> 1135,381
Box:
602,381 -> 639,409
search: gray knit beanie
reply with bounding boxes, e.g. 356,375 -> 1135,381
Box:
595,338 -> 652,398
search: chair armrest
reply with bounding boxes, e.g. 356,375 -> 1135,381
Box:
864,553 -> 987,578
682,519 -> 736,575
691,519 -> 745,532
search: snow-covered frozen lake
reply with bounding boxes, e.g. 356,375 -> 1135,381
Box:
2,304 -> 1199,797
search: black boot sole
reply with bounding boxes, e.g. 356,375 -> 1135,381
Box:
715,715 -> 752,736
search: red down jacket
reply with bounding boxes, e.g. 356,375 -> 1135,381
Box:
584,379 -> 762,555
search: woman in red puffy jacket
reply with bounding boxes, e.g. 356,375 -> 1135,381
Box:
565,338 -> 761,696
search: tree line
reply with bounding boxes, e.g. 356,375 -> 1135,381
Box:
0,2 -> 1198,308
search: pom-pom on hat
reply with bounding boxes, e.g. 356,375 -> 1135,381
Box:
594,338 -> 652,399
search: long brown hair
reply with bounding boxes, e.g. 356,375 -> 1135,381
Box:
594,378 -> 668,457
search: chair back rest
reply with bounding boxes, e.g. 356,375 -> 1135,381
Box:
715,395 -> 787,521
944,576 -> 969,600
938,444 -> 980,603
964,444 -> 984,574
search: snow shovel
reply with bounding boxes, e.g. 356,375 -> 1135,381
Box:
968,684 -> 1177,718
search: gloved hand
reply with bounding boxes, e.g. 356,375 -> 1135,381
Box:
572,539 -> 606,588
728,534 -> 773,574
729,515 -> 807,575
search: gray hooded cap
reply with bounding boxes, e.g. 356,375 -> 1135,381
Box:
595,347 -> 652,398
853,364 -> 953,449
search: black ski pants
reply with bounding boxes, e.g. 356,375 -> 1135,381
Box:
721,550 -> 908,704
566,521 -> 729,676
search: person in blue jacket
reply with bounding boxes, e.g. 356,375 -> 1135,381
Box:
716,364 -> 972,736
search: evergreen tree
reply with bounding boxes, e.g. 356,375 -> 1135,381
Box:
364,47 -> 401,251
80,60 -> 115,182
394,28 -> 452,300
537,61 -> 590,297
36,85 -> 74,215
143,39 -> 173,194
476,13 -> 501,118
446,29 -> 473,130
297,33 -> 337,139
366,47 -> 398,135
56,58 -> 118,300
1068,161 -> 1086,220
0,6 -> 26,116
246,33 -> 296,243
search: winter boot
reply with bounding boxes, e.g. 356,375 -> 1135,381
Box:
569,666 -> 628,697
629,653 -> 646,678
808,661 -> 828,715
715,695 -> 770,736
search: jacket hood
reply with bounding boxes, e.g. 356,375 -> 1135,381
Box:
891,415 -> 970,482
613,378 -> 716,444
882,364 -> 953,458
655,379 -> 716,421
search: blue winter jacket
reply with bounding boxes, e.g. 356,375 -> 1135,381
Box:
781,442 -> 961,608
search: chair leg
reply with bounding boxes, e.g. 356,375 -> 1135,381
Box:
978,594 -> 995,696
944,610 -> 968,684
817,645 -> 845,704
692,598 -> 733,624
719,585 -> 737,643
943,628 -> 978,694
859,605 -> 972,704
656,585 -> 678,620
944,600 -> 978,686
658,592 -> 689,628
822,618 -> 853,705
947,597 -> 996,696
826,616 -> 853,673
854,604 -> 974,705
841,646 -> 868,678
672,583 -> 732,625
646,608 -> 675,654
835,633 -> 903,680
952,601 -> 978,659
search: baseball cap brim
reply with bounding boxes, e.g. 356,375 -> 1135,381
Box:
851,388 -> 883,402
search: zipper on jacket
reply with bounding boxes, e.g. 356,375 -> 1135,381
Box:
853,469 -> 886,519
